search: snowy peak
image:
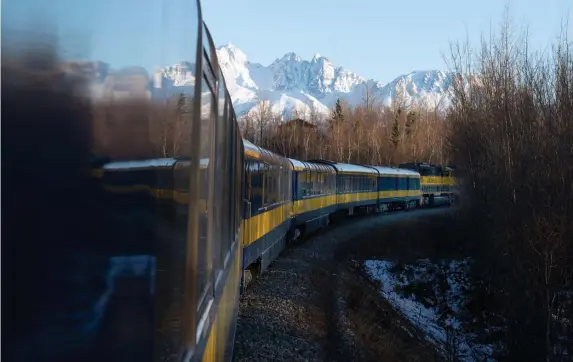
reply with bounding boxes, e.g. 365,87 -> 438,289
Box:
216,44 -> 257,90
155,44 -> 456,118
266,50 -> 364,96
275,52 -> 302,64
158,61 -> 195,87
217,43 -> 248,66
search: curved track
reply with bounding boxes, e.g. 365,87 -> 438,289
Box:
233,208 -> 449,362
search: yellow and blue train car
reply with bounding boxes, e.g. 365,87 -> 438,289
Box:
288,159 -> 337,237
369,166 -> 422,211
4,0 -> 249,359
242,140 -> 292,275
322,161 -> 380,213
399,162 -> 457,206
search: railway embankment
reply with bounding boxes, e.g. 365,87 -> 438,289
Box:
233,208 -> 448,362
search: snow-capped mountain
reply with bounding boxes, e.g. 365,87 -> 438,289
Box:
214,44 -> 456,118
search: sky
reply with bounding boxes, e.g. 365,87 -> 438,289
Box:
2,0 -> 571,84
202,0 -> 572,84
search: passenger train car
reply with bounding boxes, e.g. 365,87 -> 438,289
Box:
399,162 -> 458,205
3,0 -> 457,361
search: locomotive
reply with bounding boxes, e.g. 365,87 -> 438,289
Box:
2,0 -> 457,361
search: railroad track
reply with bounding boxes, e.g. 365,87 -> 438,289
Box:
233,207 -> 450,362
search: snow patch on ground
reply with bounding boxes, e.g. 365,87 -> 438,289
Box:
364,258 -> 494,361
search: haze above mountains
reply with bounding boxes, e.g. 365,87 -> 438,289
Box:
212,44 -> 456,118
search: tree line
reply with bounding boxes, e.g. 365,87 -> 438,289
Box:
445,14 -> 573,360
239,92 -> 450,167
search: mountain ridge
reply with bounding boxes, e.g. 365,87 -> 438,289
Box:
154,43 -> 458,118
214,43 -> 456,118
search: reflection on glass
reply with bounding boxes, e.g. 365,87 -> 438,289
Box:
197,73 -> 213,309
2,0 -> 202,361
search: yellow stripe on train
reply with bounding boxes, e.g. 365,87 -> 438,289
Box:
100,184 -> 207,210
241,202 -> 291,247
379,190 -> 422,198
337,191 -> 378,205
293,195 -> 337,215
201,241 -> 242,362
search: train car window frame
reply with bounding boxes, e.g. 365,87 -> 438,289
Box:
215,72 -> 232,273
195,67 -> 216,345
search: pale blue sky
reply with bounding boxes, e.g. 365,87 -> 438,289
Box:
202,0 -> 572,83
2,0 -> 570,82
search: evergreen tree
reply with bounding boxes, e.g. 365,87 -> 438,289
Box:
391,108 -> 401,148
332,98 -> 344,125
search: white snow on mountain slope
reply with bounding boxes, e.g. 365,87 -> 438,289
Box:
155,43 -> 458,118
214,43 -> 457,118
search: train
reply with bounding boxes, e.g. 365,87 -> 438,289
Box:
3,0 -> 457,361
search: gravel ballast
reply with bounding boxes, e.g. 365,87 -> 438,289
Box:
232,208 -> 450,362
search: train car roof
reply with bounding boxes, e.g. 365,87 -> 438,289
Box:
369,166 -> 420,177
308,160 -> 377,175
101,157 -> 209,171
288,158 -> 336,173
288,158 -> 306,171
243,139 -> 290,167
304,161 -> 336,173
242,139 -> 262,159
335,163 -> 377,174
102,158 -> 177,170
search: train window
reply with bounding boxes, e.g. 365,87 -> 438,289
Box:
197,72 -> 214,313
268,164 -> 279,205
262,163 -> 269,205
266,163 -> 277,205
228,115 -> 236,236
267,163 -> 272,205
329,173 -> 334,194
272,164 -> 279,204
312,172 -> 317,196
380,177 -> 391,190
400,177 -> 408,190
235,132 -> 243,227
249,160 -> 261,212
331,173 -> 336,194
300,172 -> 306,197
279,165 -> 284,202
215,73 -> 231,270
